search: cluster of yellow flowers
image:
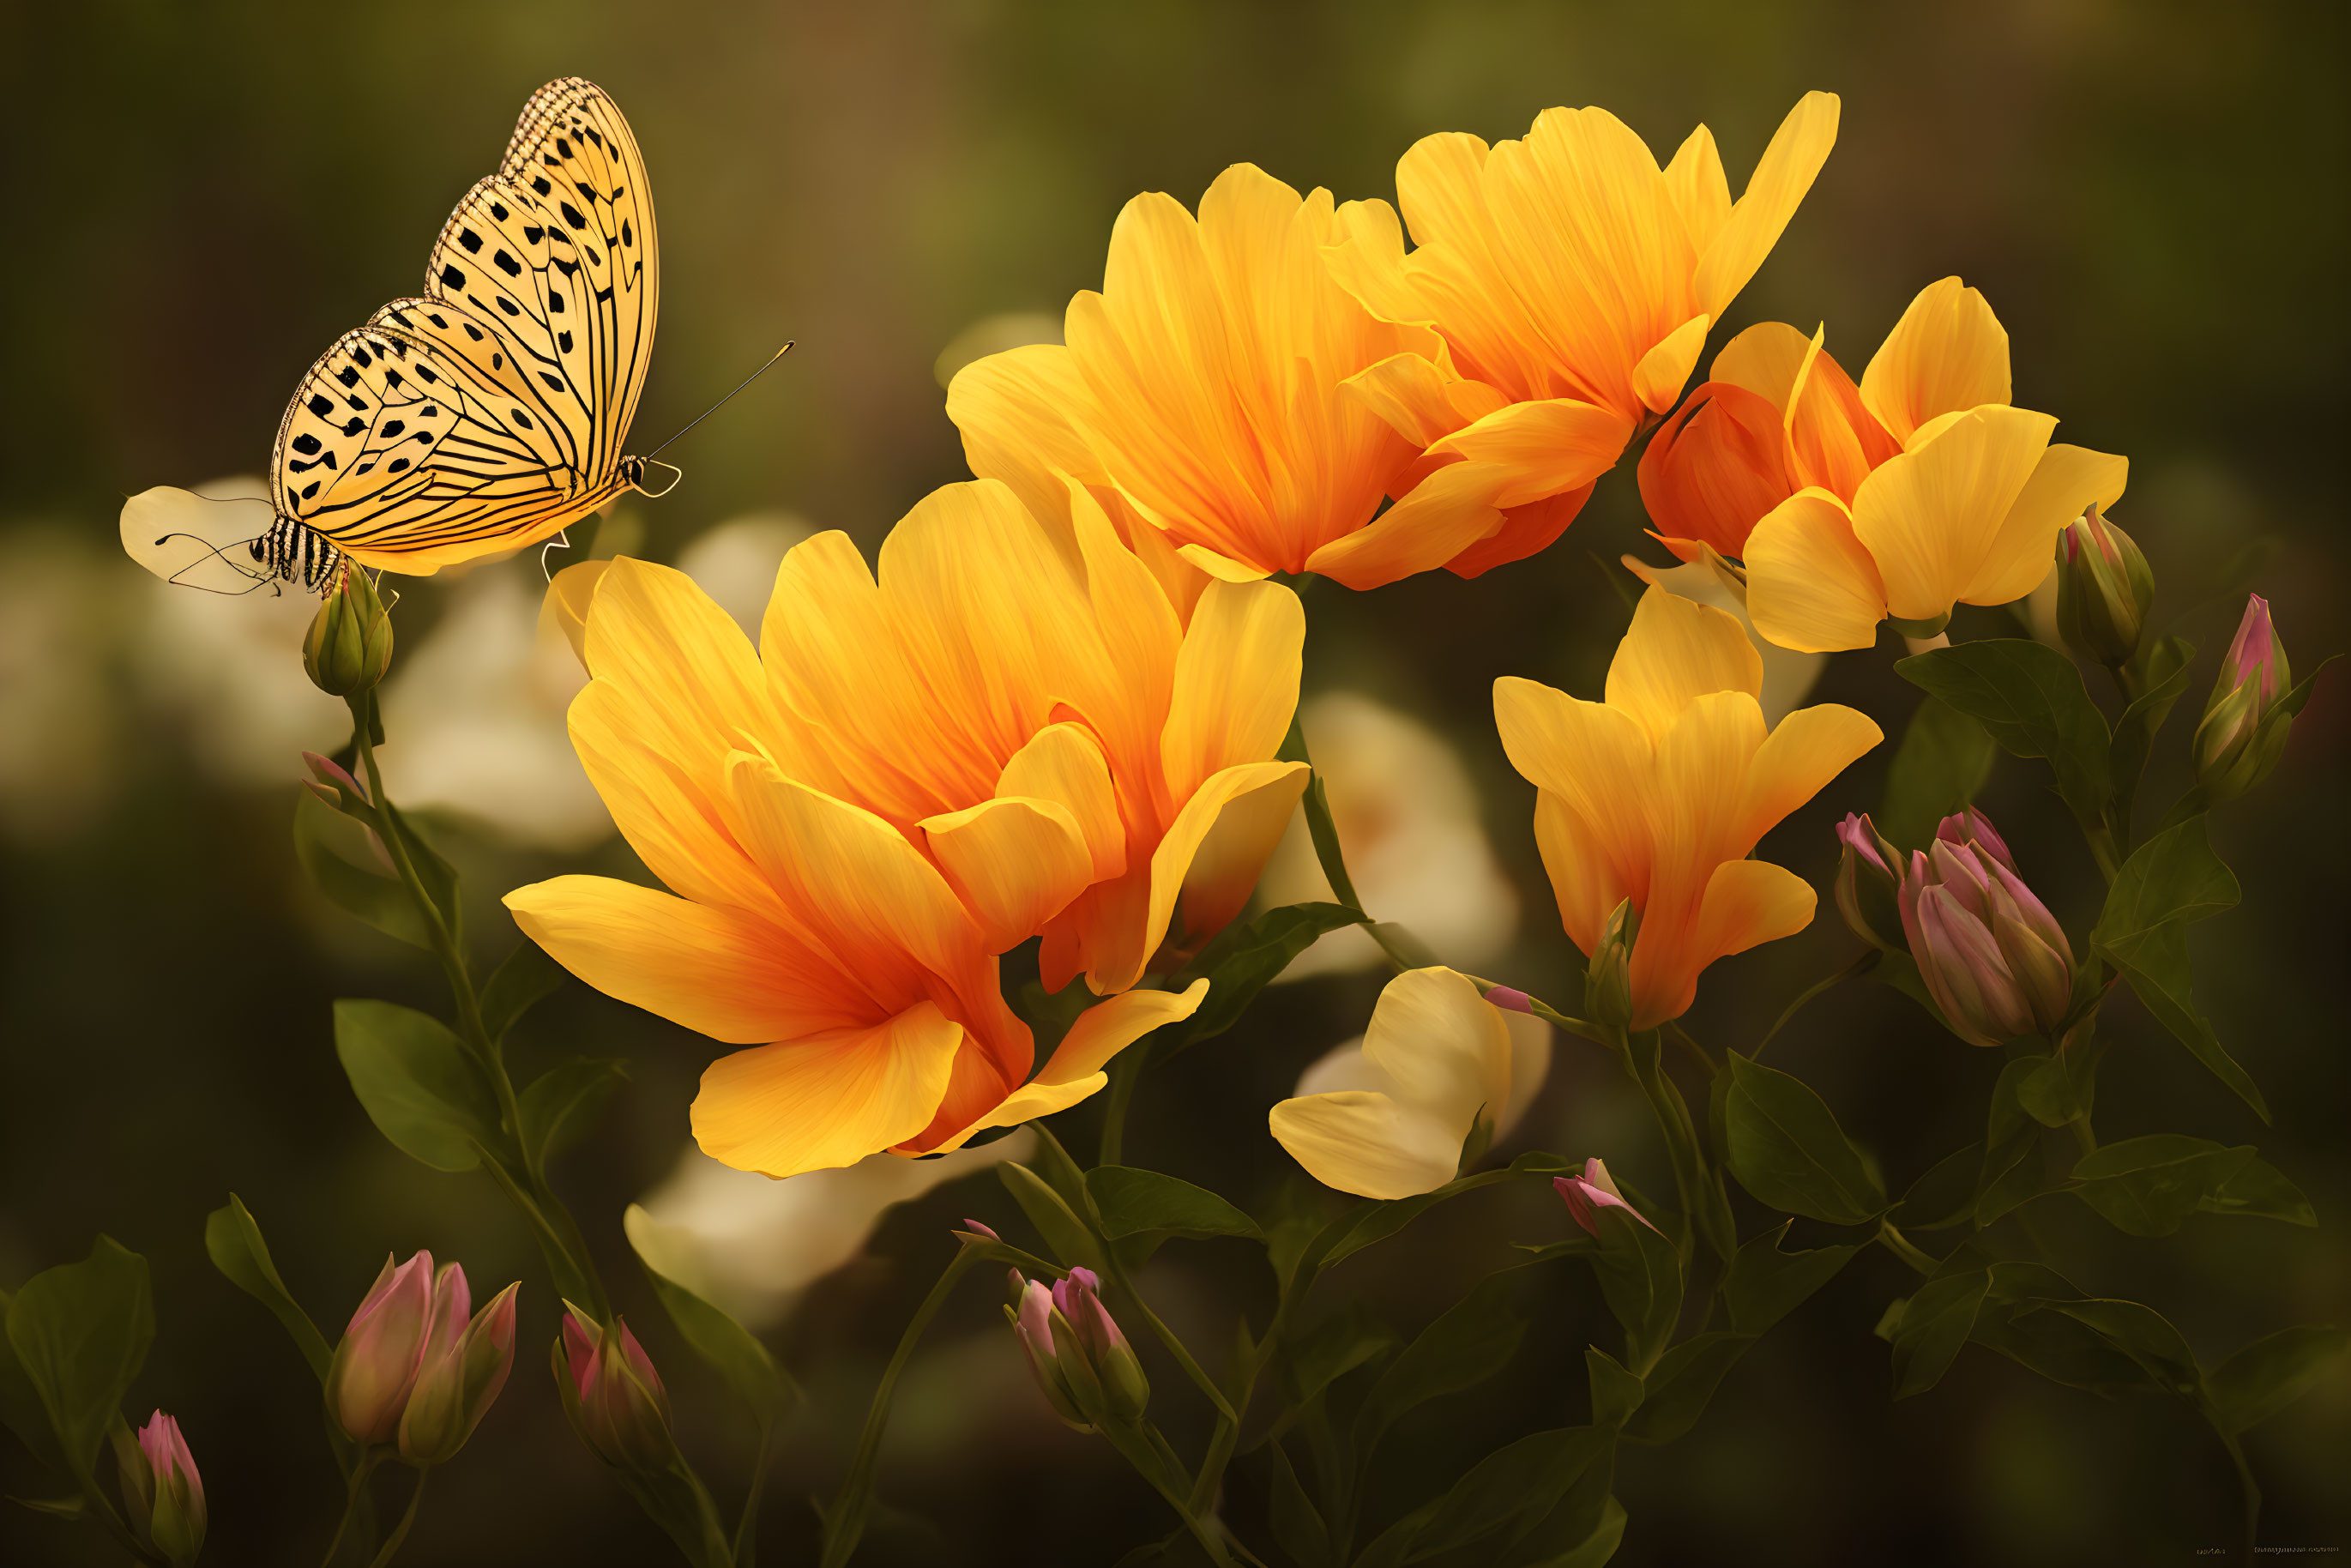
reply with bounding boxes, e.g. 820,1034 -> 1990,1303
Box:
509,89 -> 2123,1183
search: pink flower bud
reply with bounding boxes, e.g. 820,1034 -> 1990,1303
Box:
122,1411 -> 205,1567
1897,823 -> 2076,1047
1934,807 -> 2016,874
1833,812 -> 1904,950
328,1251 -> 442,1446
1004,1267 -> 1148,1429
2194,595 -> 2296,805
1554,1158 -> 1660,1237
397,1280 -> 521,1467
2055,504 -> 2154,666
556,1306 -> 675,1471
1484,986 -> 1535,1015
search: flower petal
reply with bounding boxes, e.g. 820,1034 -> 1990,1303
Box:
1443,482 -> 1595,578
998,721 -> 1127,882
1632,313 -> 1712,413
1269,1090 -> 1464,1199
1635,381 -> 1793,558
1160,580 -> 1305,805
1685,857 -> 1818,970
1425,399 -> 1637,509
1661,123 -> 1731,255
920,981 -> 1209,1154
1358,967 -> 1513,1129
546,560 -> 610,666
1962,441 -> 2130,608
1858,276 -> 2011,443
1148,760 -> 1311,971
1744,489 -> 1888,653
1849,405 -> 2055,624
1695,90 -> 1840,316
693,1004 -> 965,1178
1739,703 -> 1883,847
1710,320 -> 1813,410
946,343 -> 1106,530
1305,459 -> 1507,590
1493,677 -> 1654,855
1604,585 -> 1764,740
919,795 -> 1096,954
1533,789 -> 1625,957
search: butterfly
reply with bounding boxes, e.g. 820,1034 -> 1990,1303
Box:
123,77 -> 665,594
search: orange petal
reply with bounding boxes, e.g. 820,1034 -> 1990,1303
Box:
924,980 -> 1211,1154
1635,380 -> 1793,558
1661,123 -> 1732,255
1492,677 -> 1655,892
1784,329 -> 1901,499
1849,405 -> 2054,624
998,721 -> 1127,882
692,1003 -> 965,1178
1739,703 -> 1884,846
1533,790 -> 1624,957
1858,276 -> 2011,443
919,796 -> 1096,954
1173,760 -> 1313,950
1305,459 -> 1508,590
1633,314 -> 1713,413
1425,398 -> 1636,508
1443,482 -> 1594,579
944,342 -> 1105,532
1744,489 -> 1888,653
1160,580 -> 1305,805
1132,760 -> 1310,987
1710,321 -> 1813,410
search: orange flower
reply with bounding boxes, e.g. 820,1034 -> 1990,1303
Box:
1494,588 -> 1880,1028
949,163 -> 1476,591
507,479 -> 1308,1177
1320,93 -> 1841,576
1629,278 -> 2127,649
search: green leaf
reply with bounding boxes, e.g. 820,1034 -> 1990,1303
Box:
332,999 -> 503,1173
1879,695 -> 1997,851
2045,1298 -> 2200,1394
1585,1347 -> 1644,1431
480,940 -> 570,1042
1355,1267 -> 1529,1455
2198,1156 -> 2316,1226
519,1057 -> 630,1167
2108,635 -> 2196,819
1891,1143 -> 1981,1232
1084,1167 -> 1261,1244
1971,1279 -> 2149,1396
381,799 -> 463,945
3,1238 -> 154,1481
1721,1052 -> 1886,1226
1263,1443 -> 1329,1568
1322,1170 -> 1521,1268
1974,1057 -> 2048,1227
625,1206 -> 793,1429
204,1195 -> 332,1382
2069,1134 -> 2256,1238
2016,1049 -> 2098,1130
2090,818 -> 2265,1120
997,1163 -> 1102,1272
1403,1424 -> 1611,1561
1722,1222 -> 1860,1336
1585,1206 -> 1682,1372
2204,1325 -> 2348,1433
1895,640 -> 2112,829
1623,1332 -> 1754,1444
1528,1495 -> 1629,1568
1275,1300 -> 1397,1416
1890,1269 -> 1991,1398
1162,902 -> 1365,1056
293,790 -> 433,950
1281,715 -> 1365,914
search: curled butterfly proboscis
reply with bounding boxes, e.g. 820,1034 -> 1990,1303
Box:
123,78 -> 662,594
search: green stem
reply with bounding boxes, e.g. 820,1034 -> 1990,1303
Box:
321,1453 -> 383,1568
1101,1420 -> 1239,1568
732,1420 -> 774,1568
1754,950 -> 1879,1058
2217,1426 -> 2261,1563
2083,821 -> 2123,884
360,1471 -> 428,1568
820,1245 -> 988,1568
1877,1220 -> 1937,1276
2066,1115 -> 2096,1157
1101,1255 -> 1238,1425
1099,1046 -> 1144,1167
1623,1029 -> 1724,1263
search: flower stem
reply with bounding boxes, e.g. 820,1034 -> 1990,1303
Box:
1754,950 -> 1879,1058
320,1452 -> 383,1568
1877,1220 -> 1937,1276
361,1471 -> 428,1568
1101,1420 -> 1239,1568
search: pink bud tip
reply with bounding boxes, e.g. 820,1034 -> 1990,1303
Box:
958,1219 -> 1000,1242
1484,986 -> 1534,1014
1553,1159 -> 1661,1237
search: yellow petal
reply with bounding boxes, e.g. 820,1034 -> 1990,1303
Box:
1268,1090 -> 1464,1199
1661,124 -> 1732,255
1633,314 -> 1713,413
1128,759 -> 1309,989
1322,196 -> 1432,325
503,875 -> 859,1042
1534,789 -> 1623,957
1850,405 -> 2054,623
1962,441 -> 2130,608
919,796 -> 1095,953
1493,676 -> 1656,909
1743,489 -> 1889,653
1739,703 -> 1884,844
1603,586 -> 1763,741
1359,967 -> 1513,1129
693,1004 -> 965,1178
1695,90 -> 1840,317
1160,580 -> 1304,805
944,342 -> 1105,532
1691,858 -> 1818,965
1858,276 -> 2012,443
545,559 -> 610,666
1343,351 -> 1480,449
1175,761 -> 1315,950
922,981 -> 1209,1154
1176,544 -> 1273,582
998,721 -> 1126,882
1304,459 -> 1507,590
1710,321 -> 1813,410
1425,398 -> 1636,508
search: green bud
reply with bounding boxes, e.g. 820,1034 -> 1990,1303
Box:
1584,897 -> 1638,1034
2054,504 -> 2154,666
303,567 -> 395,697
2193,594 -> 2293,806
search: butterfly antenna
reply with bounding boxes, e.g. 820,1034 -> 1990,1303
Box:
540,529 -> 574,583
640,343 -> 793,461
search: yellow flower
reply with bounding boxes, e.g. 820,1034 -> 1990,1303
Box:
948,163 -> 1477,590
506,478 -> 1309,1177
1269,968 -> 1516,1199
1494,588 -> 1881,1029
1319,93 -> 1841,568
1727,279 -> 2128,650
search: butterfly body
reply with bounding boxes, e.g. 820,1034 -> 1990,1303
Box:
124,78 -> 660,594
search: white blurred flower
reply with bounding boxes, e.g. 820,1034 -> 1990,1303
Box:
624,1130 -> 1036,1330
1621,556 -> 1825,724
1256,692 -> 1517,979
371,566 -> 610,852
130,475 -> 349,786
0,529 -> 130,843
674,512 -> 815,636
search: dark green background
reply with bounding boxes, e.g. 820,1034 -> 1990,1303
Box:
2,2 -> 2343,1563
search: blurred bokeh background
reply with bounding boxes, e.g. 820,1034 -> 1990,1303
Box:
3,1 -> 2344,1563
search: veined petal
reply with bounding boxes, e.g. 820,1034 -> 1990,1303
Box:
1711,321 -> 1813,411
945,343 -> 1106,531
1160,580 -> 1304,805
1785,330 -> 1900,499
1962,442 -> 2129,608
546,560 -> 610,667
1738,703 -> 1883,845
998,721 -> 1126,882
1358,967 -> 1512,1130
569,681 -> 775,918
1269,1090 -> 1464,1199
1493,675 -> 1654,834
1858,276 -> 2011,443
1695,90 -> 1840,317
1604,586 -> 1764,740
1534,789 -> 1625,957
693,1004 -> 965,1178
1176,544 -> 1273,582
919,796 -> 1096,954
1745,489 -> 1888,652
1322,197 -> 1432,326
1659,859 -> 1818,1022
1425,398 -> 1635,508
1443,481 -> 1594,578
1305,459 -> 1507,590
1661,123 -> 1732,254
1633,314 -> 1712,413
1850,404 -> 2055,623
921,981 -> 1209,1154
1068,484 -> 1183,774
1636,380 -> 1793,558
1130,760 -> 1309,988
504,875 -> 859,1042
1342,352 -> 1482,449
